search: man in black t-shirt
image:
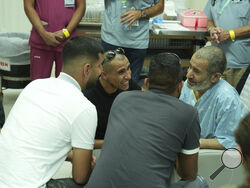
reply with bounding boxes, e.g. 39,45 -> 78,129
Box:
83,48 -> 140,149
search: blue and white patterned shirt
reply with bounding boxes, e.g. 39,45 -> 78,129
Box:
180,79 -> 245,148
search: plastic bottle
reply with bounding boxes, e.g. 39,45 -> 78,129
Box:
121,1 -> 130,31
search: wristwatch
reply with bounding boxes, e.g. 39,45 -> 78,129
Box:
141,9 -> 147,18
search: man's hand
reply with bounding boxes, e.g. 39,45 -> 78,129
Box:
40,31 -> 61,47
120,10 -> 142,27
210,27 -> 230,44
91,155 -> 96,170
217,27 -> 230,43
54,30 -> 66,43
210,27 -> 221,44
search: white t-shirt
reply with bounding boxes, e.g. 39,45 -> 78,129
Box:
0,73 -> 97,188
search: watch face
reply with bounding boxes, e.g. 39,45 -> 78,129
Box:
142,10 -> 146,17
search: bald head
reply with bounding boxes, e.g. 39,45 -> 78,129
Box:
194,46 -> 227,75
102,51 -> 126,73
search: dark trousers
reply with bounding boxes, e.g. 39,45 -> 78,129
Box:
46,178 -> 84,188
101,40 -> 147,82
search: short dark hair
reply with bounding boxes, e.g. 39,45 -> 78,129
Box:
148,52 -> 183,94
62,36 -> 103,66
235,113 -> 250,159
234,113 -> 250,187
195,46 -> 227,75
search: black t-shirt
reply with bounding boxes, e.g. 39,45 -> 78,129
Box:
83,79 -> 140,139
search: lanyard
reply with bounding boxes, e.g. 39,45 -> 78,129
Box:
219,0 -> 231,14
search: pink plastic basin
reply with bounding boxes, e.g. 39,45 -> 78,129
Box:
180,9 -> 208,28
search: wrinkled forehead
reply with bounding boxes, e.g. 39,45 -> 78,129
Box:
109,56 -> 129,71
190,54 -> 209,72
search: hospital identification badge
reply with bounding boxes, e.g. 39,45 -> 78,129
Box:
65,0 -> 75,7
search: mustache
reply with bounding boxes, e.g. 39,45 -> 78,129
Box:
188,78 -> 195,83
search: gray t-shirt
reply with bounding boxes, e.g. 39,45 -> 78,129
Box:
86,89 -> 200,188
101,0 -> 154,49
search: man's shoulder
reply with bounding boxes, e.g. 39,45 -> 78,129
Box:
82,87 -> 102,109
122,89 -> 197,113
83,79 -> 107,99
116,90 -> 140,98
113,90 -> 144,106
24,77 -> 69,93
214,79 -> 240,99
83,87 -> 98,98
176,98 -> 199,117
209,80 -> 245,117
83,79 -> 104,99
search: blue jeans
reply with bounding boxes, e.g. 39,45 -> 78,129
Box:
171,175 -> 209,188
101,40 -> 147,82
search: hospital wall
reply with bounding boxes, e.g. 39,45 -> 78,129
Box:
0,0 -> 208,34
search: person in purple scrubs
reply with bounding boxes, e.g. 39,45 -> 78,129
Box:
24,0 -> 86,80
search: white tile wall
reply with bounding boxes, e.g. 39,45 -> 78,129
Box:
0,0 -> 31,34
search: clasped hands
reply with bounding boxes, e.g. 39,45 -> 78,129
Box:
41,30 -> 67,47
210,27 -> 230,44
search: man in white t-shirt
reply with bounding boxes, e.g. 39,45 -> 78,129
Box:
0,36 -> 104,188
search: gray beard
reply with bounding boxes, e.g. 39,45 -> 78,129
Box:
187,77 -> 212,91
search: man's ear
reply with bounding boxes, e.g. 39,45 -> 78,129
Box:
101,71 -> 107,80
82,63 -> 91,78
210,72 -> 221,84
144,78 -> 149,90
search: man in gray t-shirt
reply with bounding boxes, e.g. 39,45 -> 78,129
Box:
85,53 -> 208,188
